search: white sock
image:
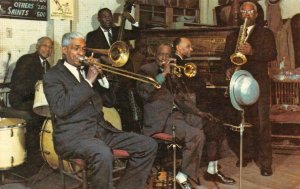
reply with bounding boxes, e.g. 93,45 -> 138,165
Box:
207,161 -> 218,174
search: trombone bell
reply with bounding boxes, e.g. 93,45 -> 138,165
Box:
85,40 -> 129,67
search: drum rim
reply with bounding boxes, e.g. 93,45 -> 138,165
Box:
0,119 -> 26,128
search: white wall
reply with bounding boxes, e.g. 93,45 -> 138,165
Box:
0,19 -> 48,82
0,0 -> 132,82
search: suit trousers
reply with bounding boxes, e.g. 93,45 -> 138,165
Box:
164,111 -> 205,181
62,127 -> 157,189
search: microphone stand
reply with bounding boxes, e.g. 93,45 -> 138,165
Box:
239,110 -> 245,189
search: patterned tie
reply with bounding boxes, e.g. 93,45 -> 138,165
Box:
106,29 -> 113,45
42,59 -> 48,73
77,67 -> 84,82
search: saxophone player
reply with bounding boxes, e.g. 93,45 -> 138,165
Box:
223,1 -> 277,176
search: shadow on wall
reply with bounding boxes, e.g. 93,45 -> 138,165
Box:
91,13 -> 99,30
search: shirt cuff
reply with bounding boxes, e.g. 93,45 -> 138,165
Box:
85,79 -> 93,87
132,21 -> 139,27
98,77 -> 110,89
155,73 -> 165,85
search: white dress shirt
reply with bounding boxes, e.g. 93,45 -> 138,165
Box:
64,61 -> 109,88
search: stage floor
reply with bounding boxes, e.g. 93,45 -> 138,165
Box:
1,150 -> 300,189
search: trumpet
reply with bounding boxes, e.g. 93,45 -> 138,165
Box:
85,40 -> 129,67
163,58 -> 197,78
78,56 -> 161,89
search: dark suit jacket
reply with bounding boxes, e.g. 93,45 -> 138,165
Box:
86,26 -> 139,58
9,52 -> 50,110
43,60 -> 120,156
223,24 -> 277,83
136,61 -> 200,135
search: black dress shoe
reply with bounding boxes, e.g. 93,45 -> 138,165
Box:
203,171 -> 236,185
261,167 -> 273,176
235,159 -> 252,167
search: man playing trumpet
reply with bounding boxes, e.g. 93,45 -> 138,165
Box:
137,43 -> 235,188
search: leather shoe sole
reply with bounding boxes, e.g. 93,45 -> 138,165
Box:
203,171 -> 236,185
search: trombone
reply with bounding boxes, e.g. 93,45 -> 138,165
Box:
79,56 -> 161,89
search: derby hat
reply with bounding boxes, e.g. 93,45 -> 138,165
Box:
229,70 -> 260,111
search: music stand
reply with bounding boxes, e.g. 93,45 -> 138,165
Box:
229,70 -> 260,189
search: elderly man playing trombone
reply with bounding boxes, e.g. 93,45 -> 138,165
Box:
137,43 -> 235,189
43,32 -> 157,189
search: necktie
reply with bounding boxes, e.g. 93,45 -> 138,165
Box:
77,67 -> 84,82
106,29 -> 113,45
42,59 -> 47,73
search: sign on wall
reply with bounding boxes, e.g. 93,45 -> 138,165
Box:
50,0 -> 73,20
0,0 -> 47,21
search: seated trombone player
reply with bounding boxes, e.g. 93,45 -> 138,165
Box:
136,43 -> 235,188
43,32 -> 157,189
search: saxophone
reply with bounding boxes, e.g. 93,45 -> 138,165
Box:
230,17 -> 249,66
224,18 -> 249,98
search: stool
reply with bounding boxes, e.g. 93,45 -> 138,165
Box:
58,149 -> 130,189
151,125 -> 179,189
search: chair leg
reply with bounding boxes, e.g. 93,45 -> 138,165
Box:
58,157 -> 66,189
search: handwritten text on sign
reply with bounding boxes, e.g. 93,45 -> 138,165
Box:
0,0 -> 47,21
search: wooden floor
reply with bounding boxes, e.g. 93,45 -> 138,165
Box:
1,151 -> 300,189
200,151 -> 300,189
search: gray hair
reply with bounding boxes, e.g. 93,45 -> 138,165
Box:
240,1 -> 257,12
36,36 -> 53,47
61,32 -> 85,47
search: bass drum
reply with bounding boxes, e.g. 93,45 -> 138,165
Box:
40,107 -> 122,172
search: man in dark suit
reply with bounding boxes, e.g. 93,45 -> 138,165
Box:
43,32 -> 157,189
9,36 -> 53,156
223,1 -> 277,176
172,37 -> 207,110
86,8 -> 140,132
137,43 -> 235,188
10,36 -> 52,111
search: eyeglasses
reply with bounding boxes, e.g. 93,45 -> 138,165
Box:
240,10 -> 255,15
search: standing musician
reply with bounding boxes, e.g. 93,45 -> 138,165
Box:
43,32 -> 157,189
86,7 -> 141,132
9,36 -> 53,160
137,43 -> 235,188
223,1 -> 277,176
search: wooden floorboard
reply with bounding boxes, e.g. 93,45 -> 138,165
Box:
199,152 -> 300,189
0,152 -> 299,189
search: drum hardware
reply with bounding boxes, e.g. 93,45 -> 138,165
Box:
223,122 -> 253,132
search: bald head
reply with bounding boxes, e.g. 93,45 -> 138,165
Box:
173,37 -> 193,58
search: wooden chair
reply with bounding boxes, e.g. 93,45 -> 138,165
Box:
269,71 -> 300,151
58,149 -> 129,189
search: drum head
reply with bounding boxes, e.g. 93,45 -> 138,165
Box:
103,107 -> 122,130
